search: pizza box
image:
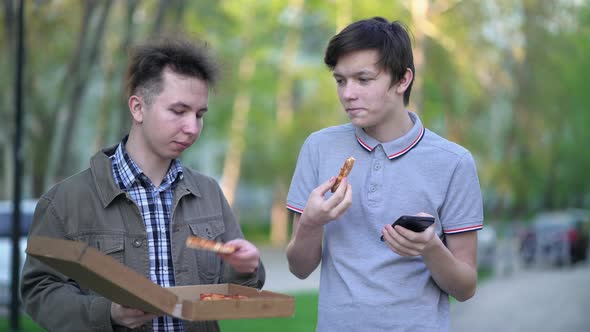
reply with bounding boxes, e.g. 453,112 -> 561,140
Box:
25,236 -> 295,321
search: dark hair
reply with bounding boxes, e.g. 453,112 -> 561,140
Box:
126,37 -> 219,105
324,17 -> 415,106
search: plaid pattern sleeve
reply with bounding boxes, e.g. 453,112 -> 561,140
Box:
111,140 -> 185,332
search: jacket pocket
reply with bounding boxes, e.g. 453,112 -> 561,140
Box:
188,216 -> 226,283
72,234 -> 126,265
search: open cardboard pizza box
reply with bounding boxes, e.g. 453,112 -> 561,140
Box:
26,236 -> 294,321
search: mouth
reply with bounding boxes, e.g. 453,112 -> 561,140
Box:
346,108 -> 365,115
174,141 -> 191,150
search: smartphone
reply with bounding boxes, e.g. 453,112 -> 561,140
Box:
380,215 -> 435,241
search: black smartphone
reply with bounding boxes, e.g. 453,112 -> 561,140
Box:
380,215 -> 435,241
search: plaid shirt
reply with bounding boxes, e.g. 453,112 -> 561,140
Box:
111,139 -> 185,332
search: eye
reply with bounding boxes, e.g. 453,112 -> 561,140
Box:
335,78 -> 345,86
170,108 -> 183,114
196,110 -> 208,119
358,77 -> 371,84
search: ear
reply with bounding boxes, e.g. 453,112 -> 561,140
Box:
128,95 -> 144,123
395,68 -> 414,94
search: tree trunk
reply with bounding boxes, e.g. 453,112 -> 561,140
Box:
151,0 -> 169,35
94,62 -> 116,152
1,0 -> 15,199
27,1 -> 97,195
270,181 -> 289,246
409,0 -> 428,113
270,0 -> 304,247
220,56 -> 256,208
117,0 -> 140,139
55,0 -> 113,179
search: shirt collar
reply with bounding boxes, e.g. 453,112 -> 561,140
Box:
112,136 -> 184,191
354,111 -> 425,160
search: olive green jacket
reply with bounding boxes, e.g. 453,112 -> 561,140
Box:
21,144 -> 265,332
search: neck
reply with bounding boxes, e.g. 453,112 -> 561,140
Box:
367,108 -> 414,143
125,130 -> 170,187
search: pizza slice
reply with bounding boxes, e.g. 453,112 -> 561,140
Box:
199,293 -> 248,301
331,156 -> 355,193
185,235 -> 237,254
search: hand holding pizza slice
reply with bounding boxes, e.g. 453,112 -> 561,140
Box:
185,236 -> 261,274
331,156 -> 355,193
185,235 -> 237,254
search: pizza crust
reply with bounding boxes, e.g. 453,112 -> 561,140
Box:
200,293 -> 249,301
331,156 -> 355,193
185,235 -> 237,254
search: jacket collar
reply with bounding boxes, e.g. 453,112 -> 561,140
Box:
354,111 -> 425,160
90,143 -> 202,208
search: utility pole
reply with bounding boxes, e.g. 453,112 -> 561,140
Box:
11,0 -> 25,331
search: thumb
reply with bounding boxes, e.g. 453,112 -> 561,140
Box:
316,176 -> 337,195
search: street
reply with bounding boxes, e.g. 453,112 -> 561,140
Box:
451,263 -> 590,332
261,245 -> 590,331
259,246 -> 321,294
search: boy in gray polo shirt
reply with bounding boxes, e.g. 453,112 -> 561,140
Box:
286,17 -> 483,332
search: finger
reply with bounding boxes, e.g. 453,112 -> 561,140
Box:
224,250 -> 258,263
315,176 -> 337,196
129,314 -> 157,329
221,250 -> 259,269
387,226 -> 418,250
393,225 -> 422,247
384,234 -> 419,256
121,307 -> 148,317
329,182 -> 352,217
384,238 -> 409,256
381,223 -> 395,242
382,225 -> 404,251
324,177 -> 349,210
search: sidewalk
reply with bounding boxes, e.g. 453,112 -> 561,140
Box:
258,246 -> 320,294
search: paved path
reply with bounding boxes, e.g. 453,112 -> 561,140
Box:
262,244 -> 590,332
259,246 -> 320,294
451,263 -> 590,332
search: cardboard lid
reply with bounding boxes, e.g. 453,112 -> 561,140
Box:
26,236 -> 178,316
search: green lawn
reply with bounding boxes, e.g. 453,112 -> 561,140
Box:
219,291 -> 318,332
0,314 -> 45,332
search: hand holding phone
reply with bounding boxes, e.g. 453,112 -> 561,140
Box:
380,215 -> 435,241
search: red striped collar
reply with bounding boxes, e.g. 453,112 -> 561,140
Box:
355,111 -> 425,160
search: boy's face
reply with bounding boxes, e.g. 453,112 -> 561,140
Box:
333,49 -> 404,137
134,68 -> 209,162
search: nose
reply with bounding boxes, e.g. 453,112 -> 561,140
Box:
183,116 -> 200,136
340,82 -> 357,101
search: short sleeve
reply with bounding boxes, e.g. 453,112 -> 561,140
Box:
440,152 -> 484,234
286,134 -> 320,214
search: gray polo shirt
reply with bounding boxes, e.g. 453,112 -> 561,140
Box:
287,111 -> 484,332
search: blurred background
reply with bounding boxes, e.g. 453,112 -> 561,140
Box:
1,0 -> 589,331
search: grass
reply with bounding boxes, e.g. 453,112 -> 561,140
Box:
240,223 -> 274,245
219,291 -> 318,332
0,314 -> 45,332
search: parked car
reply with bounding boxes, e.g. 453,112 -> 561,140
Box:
0,199 -> 37,305
519,209 -> 590,267
0,199 -> 37,236
477,225 -> 497,270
